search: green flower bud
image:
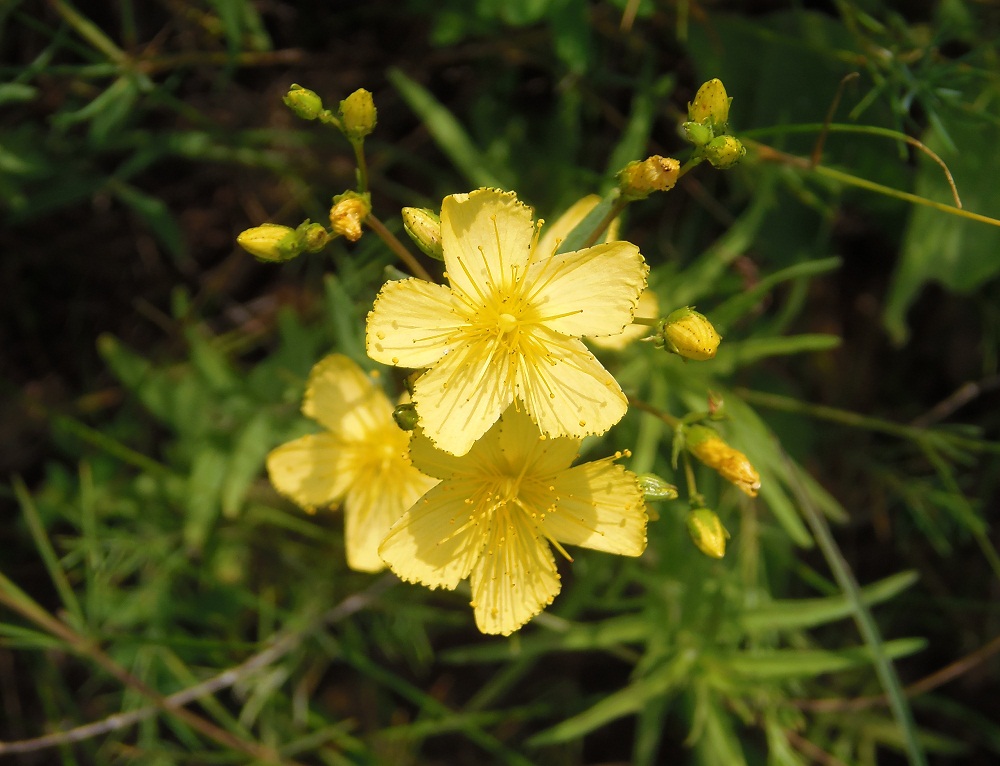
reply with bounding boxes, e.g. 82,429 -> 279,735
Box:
655,307 -> 722,361
300,221 -> 330,252
402,207 -> 444,260
635,473 -> 679,502
704,135 -> 746,170
686,507 -> 729,559
283,84 -> 324,121
392,402 -> 419,431
339,88 -> 377,141
681,120 -> 715,147
236,223 -> 302,263
617,155 -> 681,200
688,78 -> 731,128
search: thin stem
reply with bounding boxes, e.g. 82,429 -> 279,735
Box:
352,140 -> 369,193
365,213 -> 435,282
631,316 -> 660,327
626,395 -> 681,428
751,141 -> 1000,229
782,456 -> 928,766
735,388 -> 1000,455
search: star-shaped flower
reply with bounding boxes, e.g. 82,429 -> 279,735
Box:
378,406 -> 647,635
266,354 -> 437,572
366,188 -> 648,456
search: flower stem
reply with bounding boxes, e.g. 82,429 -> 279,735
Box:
365,213 -> 435,282
582,196 -> 629,249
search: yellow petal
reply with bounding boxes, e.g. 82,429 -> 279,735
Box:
412,336 -> 513,456
343,461 -> 437,572
266,433 -> 356,511
366,278 -> 467,369
303,354 -> 390,438
470,507 -> 562,635
379,480 -> 488,589
527,241 -> 647,338
441,189 -> 535,303
542,462 -> 647,556
495,406 -> 580,476
588,287 -> 659,351
516,330 -> 627,440
535,195 -> 601,258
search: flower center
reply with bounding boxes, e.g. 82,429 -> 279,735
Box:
497,312 -> 518,333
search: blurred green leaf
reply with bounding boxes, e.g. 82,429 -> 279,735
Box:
885,117 -> 1000,344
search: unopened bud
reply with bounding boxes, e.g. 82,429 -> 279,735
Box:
283,84 -> 324,121
617,155 -> 681,200
402,207 -> 444,260
685,425 -> 761,497
681,120 -> 714,147
392,402 -> 419,431
237,223 -> 301,262
339,88 -> 377,141
686,507 -> 729,559
688,79 -> 731,128
656,307 -> 721,361
329,192 -> 371,242
704,135 -> 746,170
636,473 -> 679,502
300,222 -> 330,252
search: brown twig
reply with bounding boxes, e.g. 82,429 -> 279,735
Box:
365,213 -> 435,282
795,631 -> 1000,714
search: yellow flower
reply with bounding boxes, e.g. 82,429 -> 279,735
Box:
379,407 -> 647,635
366,188 -> 648,456
266,354 -> 437,572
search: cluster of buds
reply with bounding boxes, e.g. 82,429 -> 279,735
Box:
283,84 -> 377,143
617,155 -> 681,201
681,79 -> 746,170
650,306 -> 722,361
685,424 -> 761,497
237,220 -> 329,263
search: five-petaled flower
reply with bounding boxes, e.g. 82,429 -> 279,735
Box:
378,406 -> 648,635
267,354 -> 437,572
366,188 -> 648,456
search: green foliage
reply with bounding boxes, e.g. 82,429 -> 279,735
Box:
4,1 -> 1000,765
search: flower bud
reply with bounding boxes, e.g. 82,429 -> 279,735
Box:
392,402 -> 420,431
329,192 -> 371,242
339,88 -> 377,141
681,120 -> 714,147
283,84 -> 324,121
635,473 -> 679,502
237,223 -> 301,262
685,425 -> 761,497
686,507 -> 729,559
617,155 -> 681,200
402,207 -> 444,260
704,135 -> 746,170
655,307 -> 721,361
300,222 -> 330,252
688,78 -> 731,128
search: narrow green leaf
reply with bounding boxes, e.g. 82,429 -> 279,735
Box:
388,67 -> 510,189
713,334 -> 841,373
110,180 -> 187,262
742,570 -> 919,632
184,448 -> 227,551
221,413 -> 273,518
722,637 -> 926,679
